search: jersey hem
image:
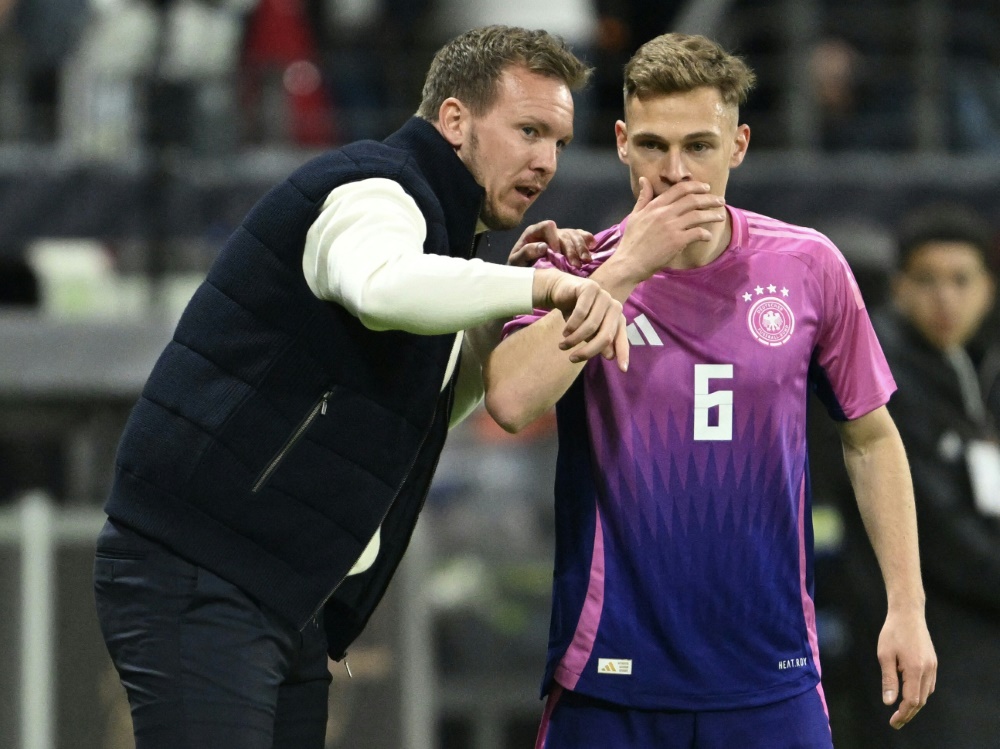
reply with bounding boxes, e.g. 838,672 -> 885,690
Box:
551,670 -> 822,712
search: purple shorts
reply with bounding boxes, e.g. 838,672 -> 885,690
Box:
536,684 -> 834,749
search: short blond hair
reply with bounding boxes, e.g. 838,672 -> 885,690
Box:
624,33 -> 756,109
417,25 -> 592,121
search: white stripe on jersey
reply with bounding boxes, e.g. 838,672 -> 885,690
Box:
746,218 -> 865,310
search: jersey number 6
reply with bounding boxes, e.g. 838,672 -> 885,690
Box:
694,364 -> 734,441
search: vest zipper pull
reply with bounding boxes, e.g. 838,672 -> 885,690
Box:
344,657 -> 352,678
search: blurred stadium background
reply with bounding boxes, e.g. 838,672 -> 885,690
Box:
0,0 -> 998,747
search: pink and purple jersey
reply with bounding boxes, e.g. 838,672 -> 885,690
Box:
503,206 -> 895,711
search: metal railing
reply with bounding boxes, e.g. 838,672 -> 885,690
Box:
0,492 -> 442,749
0,493 -> 104,749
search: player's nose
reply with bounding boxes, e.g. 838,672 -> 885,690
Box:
661,152 -> 691,184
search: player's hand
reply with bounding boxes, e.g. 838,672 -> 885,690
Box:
610,178 -> 727,282
531,268 -> 628,371
877,608 -> 937,729
507,220 -> 595,268
553,226 -> 596,267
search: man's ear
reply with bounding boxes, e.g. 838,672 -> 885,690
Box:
730,123 -> 751,168
436,97 -> 468,148
615,120 -> 629,165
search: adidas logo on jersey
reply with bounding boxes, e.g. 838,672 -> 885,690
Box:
597,658 -> 633,675
625,314 -> 662,346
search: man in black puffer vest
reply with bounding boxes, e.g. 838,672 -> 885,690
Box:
93,25 -> 630,749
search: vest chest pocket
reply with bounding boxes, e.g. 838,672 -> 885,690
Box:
252,388 -> 335,493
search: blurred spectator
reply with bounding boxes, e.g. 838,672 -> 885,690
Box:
723,1 -> 918,152
61,0 -> 254,156
947,1 -> 1000,152
59,0 -> 157,156
0,0 -> 88,142
152,0 -> 257,153
587,1 -> 686,145
807,35 -> 914,151
823,203 -> 1000,747
310,0 -> 435,143
241,0 -> 337,147
427,0 -> 601,143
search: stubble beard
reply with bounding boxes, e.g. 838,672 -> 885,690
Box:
467,129 -> 522,232
480,202 -> 521,232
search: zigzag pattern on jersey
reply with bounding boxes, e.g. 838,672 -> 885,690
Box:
588,403 -> 811,693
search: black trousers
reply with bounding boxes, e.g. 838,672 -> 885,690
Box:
93,519 -> 332,749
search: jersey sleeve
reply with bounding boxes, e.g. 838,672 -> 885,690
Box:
500,224 -> 618,340
810,243 -> 896,420
500,251 -> 568,339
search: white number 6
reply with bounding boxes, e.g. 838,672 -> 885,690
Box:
694,364 -> 734,441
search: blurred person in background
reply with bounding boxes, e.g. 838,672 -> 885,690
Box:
586,1 -> 686,145
725,1 -> 917,152
59,0 -> 255,156
806,34 -> 913,152
92,25 -> 629,749
302,0 -> 437,143
484,32 -> 936,748
0,0 -> 87,142
240,0 -> 338,147
947,0 -> 1000,152
426,0 -> 598,144
838,203 -> 1000,749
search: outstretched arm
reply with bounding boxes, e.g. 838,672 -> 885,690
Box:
837,406 -> 937,730
305,178 -> 625,359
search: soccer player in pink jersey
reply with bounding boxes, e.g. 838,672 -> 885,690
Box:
484,33 -> 937,749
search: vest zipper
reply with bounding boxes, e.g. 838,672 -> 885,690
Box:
315,215 -> 476,644
252,389 -> 333,493
305,381 -> 455,639
306,424 -> 433,633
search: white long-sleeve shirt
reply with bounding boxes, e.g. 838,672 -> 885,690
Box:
302,177 -> 536,573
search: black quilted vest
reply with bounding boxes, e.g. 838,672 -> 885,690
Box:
105,118 -> 484,654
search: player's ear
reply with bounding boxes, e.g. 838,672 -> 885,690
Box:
730,123 -> 750,168
615,120 -> 629,165
436,98 -> 469,148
